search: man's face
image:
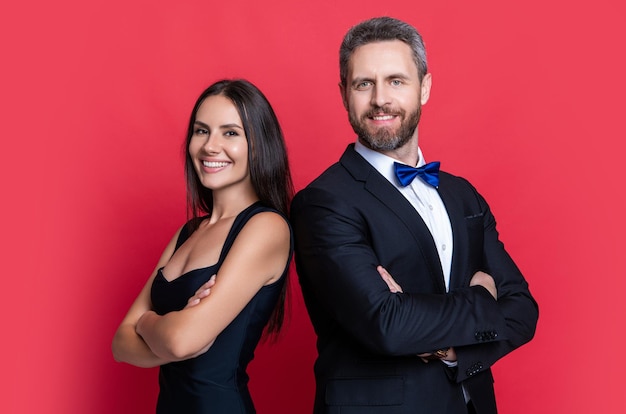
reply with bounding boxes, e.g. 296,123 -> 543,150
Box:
341,40 -> 431,152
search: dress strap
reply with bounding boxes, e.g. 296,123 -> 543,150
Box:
173,202 -> 283,261
215,202 -> 280,266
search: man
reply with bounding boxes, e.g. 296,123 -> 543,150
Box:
290,17 -> 538,414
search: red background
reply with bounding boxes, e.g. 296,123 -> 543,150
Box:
2,0 -> 625,412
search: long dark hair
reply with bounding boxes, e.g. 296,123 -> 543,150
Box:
183,79 -> 294,336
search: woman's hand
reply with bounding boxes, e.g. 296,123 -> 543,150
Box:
377,265 -> 403,293
135,275 -> 217,361
185,275 -> 216,308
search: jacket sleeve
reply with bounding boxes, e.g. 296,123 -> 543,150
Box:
291,186 -> 512,356
454,181 -> 539,382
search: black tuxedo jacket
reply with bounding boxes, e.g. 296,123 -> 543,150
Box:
291,145 -> 538,414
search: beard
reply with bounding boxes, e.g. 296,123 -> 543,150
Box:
349,105 -> 421,152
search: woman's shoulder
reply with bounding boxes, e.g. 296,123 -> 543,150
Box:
243,209 -> 290,234
235,205 -> 291,247
239,202 -> 289,226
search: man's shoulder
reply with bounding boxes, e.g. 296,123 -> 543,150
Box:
305,162 -> 349,188
293,162 -> 353,204
439,169 -> 473,187
301,144 -> 373,190
291,153 -> 370,213
437,169 -> 486,208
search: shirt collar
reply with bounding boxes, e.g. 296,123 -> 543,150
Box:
354,140 -> 427,186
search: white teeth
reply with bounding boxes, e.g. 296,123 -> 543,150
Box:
203,161 -> 229,168
372,115 -> 394,120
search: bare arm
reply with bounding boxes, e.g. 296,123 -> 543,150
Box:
111,228 -> 182,368
135,213 -> 290,360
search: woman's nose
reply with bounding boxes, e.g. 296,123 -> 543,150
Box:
202,134 -> 220,154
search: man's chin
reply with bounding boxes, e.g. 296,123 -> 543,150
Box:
359,135 -> 406,152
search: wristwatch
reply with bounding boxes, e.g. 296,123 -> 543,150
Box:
421,347 -> 450,361
434,347 -> 450,358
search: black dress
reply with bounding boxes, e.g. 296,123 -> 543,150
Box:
150,202 -> 291,413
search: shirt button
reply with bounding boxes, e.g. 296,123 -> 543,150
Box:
429,205 -> 434,210
442,244 -> 447,251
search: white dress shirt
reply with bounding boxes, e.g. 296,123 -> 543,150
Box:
354,141 -> 453,290
354,141 -> 469,401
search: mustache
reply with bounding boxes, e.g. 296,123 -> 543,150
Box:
364,106 -> 404,118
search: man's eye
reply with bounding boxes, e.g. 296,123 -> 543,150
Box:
391,79 -> 402,86
356,81 -> 372,90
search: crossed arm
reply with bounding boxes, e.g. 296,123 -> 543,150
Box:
291,186 -> 536,370
111,228 -> 183,368
112,213 -> 290,367
377,265 -> 498,363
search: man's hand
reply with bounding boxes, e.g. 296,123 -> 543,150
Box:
418,347 -> 457,363
377,265 -> 403,293
469,271 -> 497,300
378,265 -> 463,363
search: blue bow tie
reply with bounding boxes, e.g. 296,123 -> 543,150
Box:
394,161 -> 441,187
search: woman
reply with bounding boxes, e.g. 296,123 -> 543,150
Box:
112,79 -> 293,413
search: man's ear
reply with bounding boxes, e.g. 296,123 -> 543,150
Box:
339,82 -> 348,110
420,73 -> 432,105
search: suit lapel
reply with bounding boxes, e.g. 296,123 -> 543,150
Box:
340,145 -> 446,293
437,174 -> 470,290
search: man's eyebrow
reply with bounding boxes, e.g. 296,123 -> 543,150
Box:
385,73 -> 411,80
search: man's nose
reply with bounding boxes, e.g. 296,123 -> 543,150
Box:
370,84 -> 391,108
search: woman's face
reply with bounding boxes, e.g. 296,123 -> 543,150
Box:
188,94 -> 251,194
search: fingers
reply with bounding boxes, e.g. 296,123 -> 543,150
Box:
186,298 -> 201,308
196,285 -> 212,299
417,353 -> 432,363
185,275 -> 216,309
195,276 -> 216,299
377,265 -> 403,293
417,348 -> 457,363
204,274 -> 216,289
470,271 -> 497,300
444,347 -> 457,362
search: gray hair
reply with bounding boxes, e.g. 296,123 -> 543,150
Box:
339,16 -> 428,85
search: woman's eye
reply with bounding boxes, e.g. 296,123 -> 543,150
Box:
224,130 -> 239,137
194,128 -> 208,135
